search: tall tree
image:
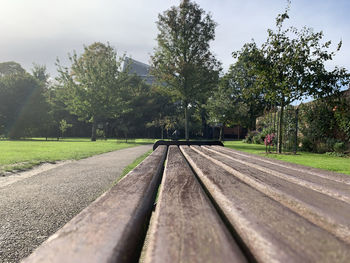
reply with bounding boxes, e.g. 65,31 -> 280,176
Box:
0,72 -> 47,138
247,2 -> 349,153
231,42 -> 267,131
56,42 -> 124,141
151,0 -> 221,140
0,61 -> 25,76
207,75 -> 248,140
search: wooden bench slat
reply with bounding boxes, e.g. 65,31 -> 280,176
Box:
202,146 -> 350,204
180,145 -> 350,263
210,145 -> 350,185
196,145 -> 350,244
22,146 -> 167,263
144,146 -> 247,263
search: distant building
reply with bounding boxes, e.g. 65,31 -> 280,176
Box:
123,57 -> 155,85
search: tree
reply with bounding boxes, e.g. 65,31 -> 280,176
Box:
207,74 -> 249,140
146,87 -> 178,139
0,72 -> 47,138
0,61 -> 25,76
231,42 -> 267,131
151,0 -> 221,140
59,119 -> 72,139
56,42 -> 124,141
31,63 -> 50,84
245,2 -> 349,153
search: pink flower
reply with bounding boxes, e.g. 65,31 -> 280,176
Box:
264,133 -> 275,146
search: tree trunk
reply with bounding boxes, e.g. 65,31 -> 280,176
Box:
293,108 -> 299,154
277,101 -> 285,154
273,106 -> 277,133
184,104 -> 189,141
124,131 -> 128,143
200,109 -> 208,139
161,126 -> 164,140
237,126 -> 240,140
219,126 -> 223,141
91,118 -> 97,141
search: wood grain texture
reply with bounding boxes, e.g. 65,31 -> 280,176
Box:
181,145 -> 350,263
22,146 -> 167,263
198,145 -> 350,244
202,146 -> 350,204
210,145 -> 350,185
144,146 -> 247,263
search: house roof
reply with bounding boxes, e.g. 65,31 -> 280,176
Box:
123,57 -> 154,85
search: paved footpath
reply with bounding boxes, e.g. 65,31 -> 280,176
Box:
0,145 -> 152,263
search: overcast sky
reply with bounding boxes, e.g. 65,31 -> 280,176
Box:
1,0 -> 349,77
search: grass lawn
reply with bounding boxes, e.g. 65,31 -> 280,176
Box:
114,149 -> 153,185
0,138 -> 155,174
224,140 -> 350,175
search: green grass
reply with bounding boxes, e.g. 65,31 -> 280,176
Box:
224,140 -> 350,175
112,150 -> 153,186
0,138 -> 154,174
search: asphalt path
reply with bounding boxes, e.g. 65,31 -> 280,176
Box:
0,144 -> 152,263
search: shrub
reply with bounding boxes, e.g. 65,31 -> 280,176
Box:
334,142 -> 347,153
301,137 -> 313,152
252,134 -> 263,144
244,131 -> 259,144
325,152 -> 346,157
315,142 -> 329,154
325,138 -> 337,152
264,133 -> 276,148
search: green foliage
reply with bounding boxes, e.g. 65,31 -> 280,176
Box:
252,134 -> 263,144
231,42 -> 268,130
234,2 -> 349,153
207,74 -> 248,130
315,142 -> 329,154
0,71 -> 48,138
333,142 -> 347,153
243,131 -> 259,144
300,137 -> 313,152
59,119 -> 72,138
56,42 -> 125,141
151,0 -> 221,140
299,101 -> 337,152
96,129 -> 105,139
325,152 -> 346,158
0,61 -> 25,76
333,98 -> 350,141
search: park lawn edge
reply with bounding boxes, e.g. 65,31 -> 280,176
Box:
0,140 -> 152,175
112,149 -> 153,187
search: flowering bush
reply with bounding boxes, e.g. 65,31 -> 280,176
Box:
264,133 -> 275,146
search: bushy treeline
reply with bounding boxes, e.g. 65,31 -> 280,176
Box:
1,0 -> 349,148
251,95 -> 350,155
0,60 -> 177,140
0,56 -> 214,141
216,2 -> 350,153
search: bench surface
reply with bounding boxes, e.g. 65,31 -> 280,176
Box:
23,145 -> 350,263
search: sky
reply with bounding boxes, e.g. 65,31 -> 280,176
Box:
0,0 -> 349,77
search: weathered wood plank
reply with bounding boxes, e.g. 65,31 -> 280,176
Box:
196,145 -> 350,244
22,146 -> 167,263
144,146 -> 247,263
181,145 -> 350,263
210,145 -> 350,185
153,140 -> 223,150
202,146 -> 350,204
